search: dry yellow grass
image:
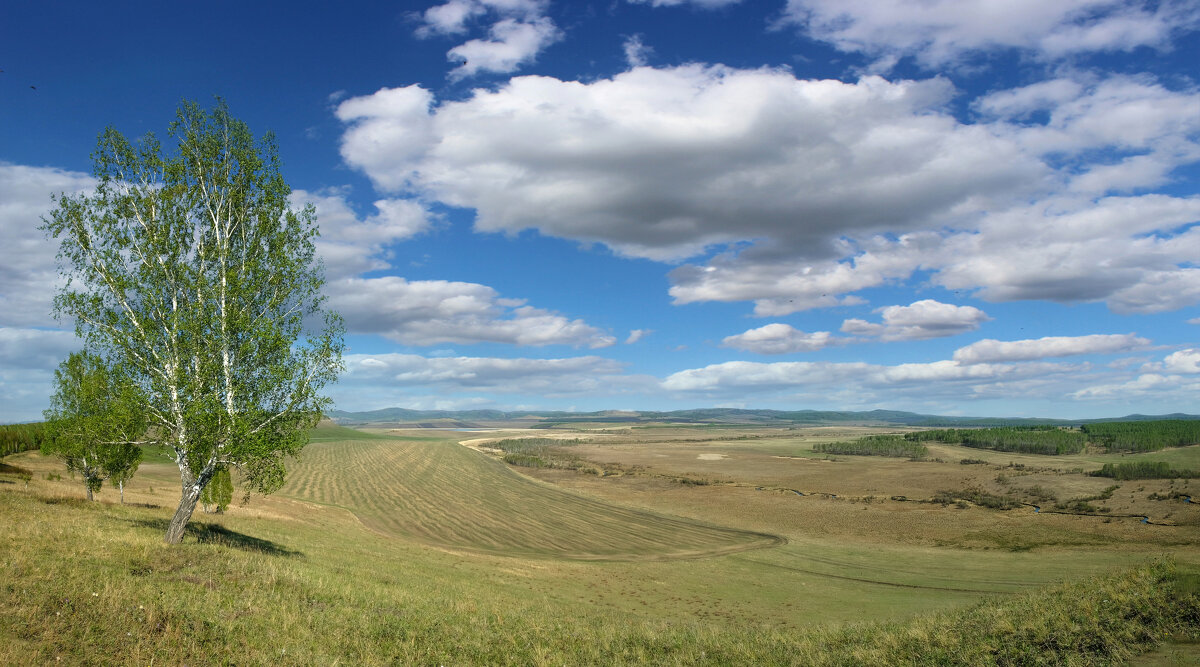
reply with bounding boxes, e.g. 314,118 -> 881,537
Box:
275,436 -> 781,559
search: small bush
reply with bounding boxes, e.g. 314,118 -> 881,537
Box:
502,453 -> 546,468
1022,485 -> 1058,503
934,488 -> 1020,510
1057,500 -> 1100,513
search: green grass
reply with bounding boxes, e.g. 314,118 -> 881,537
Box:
5,424 -> 1200,664
1088,445 -> 1200,470
0,486 -> 1195,665
305,421 -> 418,443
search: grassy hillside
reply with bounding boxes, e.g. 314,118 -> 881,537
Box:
277,435 -> 780,559
4,423 -> 1200,663
1,481 -> 1197,665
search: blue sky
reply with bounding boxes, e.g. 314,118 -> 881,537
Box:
2,0 -> 1199,421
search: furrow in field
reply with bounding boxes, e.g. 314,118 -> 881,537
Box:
279,437 -> 781,560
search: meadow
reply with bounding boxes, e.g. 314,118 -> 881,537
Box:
2,420 -> 1198,664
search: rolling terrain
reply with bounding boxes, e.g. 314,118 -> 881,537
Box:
2,420 -> 1198,663
277,432 -> 781,560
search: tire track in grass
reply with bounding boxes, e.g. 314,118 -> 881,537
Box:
732,555 -> 1007,594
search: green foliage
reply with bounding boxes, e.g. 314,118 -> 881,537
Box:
491,437 -> 581,455
912,420 -> 1200,455
43,100 -> 344,541
41,351 -> 145,500
501,453 -> 547,468
1092,462 -> 1200,480
813,435 -> 927,458
0,423 -> 48,457
1083,420 -> 1200,453
200,467 -> 233,513
907,426 -> 1087,455
493,438 -> 589,472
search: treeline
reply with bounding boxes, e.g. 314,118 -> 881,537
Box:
1091,462 -> 1200,480
814,435 -> 927,458
1082,420 -> 1200,453
0,423 -> 48,457
907,420 -> 1200,455
906,426 -> 1086,455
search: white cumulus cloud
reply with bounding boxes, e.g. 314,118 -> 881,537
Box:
416,0 -> 560,79
841,299 -> 989,341
953,333 -> 1150,364
333,353 -> 652,405
721,324 -> 836,354
326,276 -> 615,348
290,189 -> 433,279
781,0 -> 1200,68
336,63 -> 1200,317
447,17 -> 561,79
1162,348 -> 1200,374
0,164 -> 95,327
338,67 -> 1039,262
1073,372 -> 1200,399
659,358 -> 1069,403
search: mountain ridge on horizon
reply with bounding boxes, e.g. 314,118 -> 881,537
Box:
326,407 -> 1200,428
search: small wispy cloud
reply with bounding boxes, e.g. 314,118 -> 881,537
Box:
623,34 -> 653,67
625,329 -> 653,344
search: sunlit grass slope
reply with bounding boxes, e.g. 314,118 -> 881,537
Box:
1,487 -> 1196,666
277,435 -> 781,559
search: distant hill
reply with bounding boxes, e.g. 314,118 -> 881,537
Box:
325,407 -> 1200,428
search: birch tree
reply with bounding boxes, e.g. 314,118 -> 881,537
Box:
44,101 -> 344,543
43,350 -> 145,501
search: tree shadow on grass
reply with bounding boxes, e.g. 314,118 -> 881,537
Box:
129,518 -> 303,557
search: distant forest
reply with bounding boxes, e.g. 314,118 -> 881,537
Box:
0,423 -> 48,457
820,420 -> 1200,457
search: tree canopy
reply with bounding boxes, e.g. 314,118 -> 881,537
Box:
42,350 -> 145,501
44,101 -> 344,542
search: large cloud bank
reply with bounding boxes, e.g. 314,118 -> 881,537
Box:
336,64 -> 1200,317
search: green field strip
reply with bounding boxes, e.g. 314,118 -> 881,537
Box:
725,538 -> 1145,598
279,437 -> 783,560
